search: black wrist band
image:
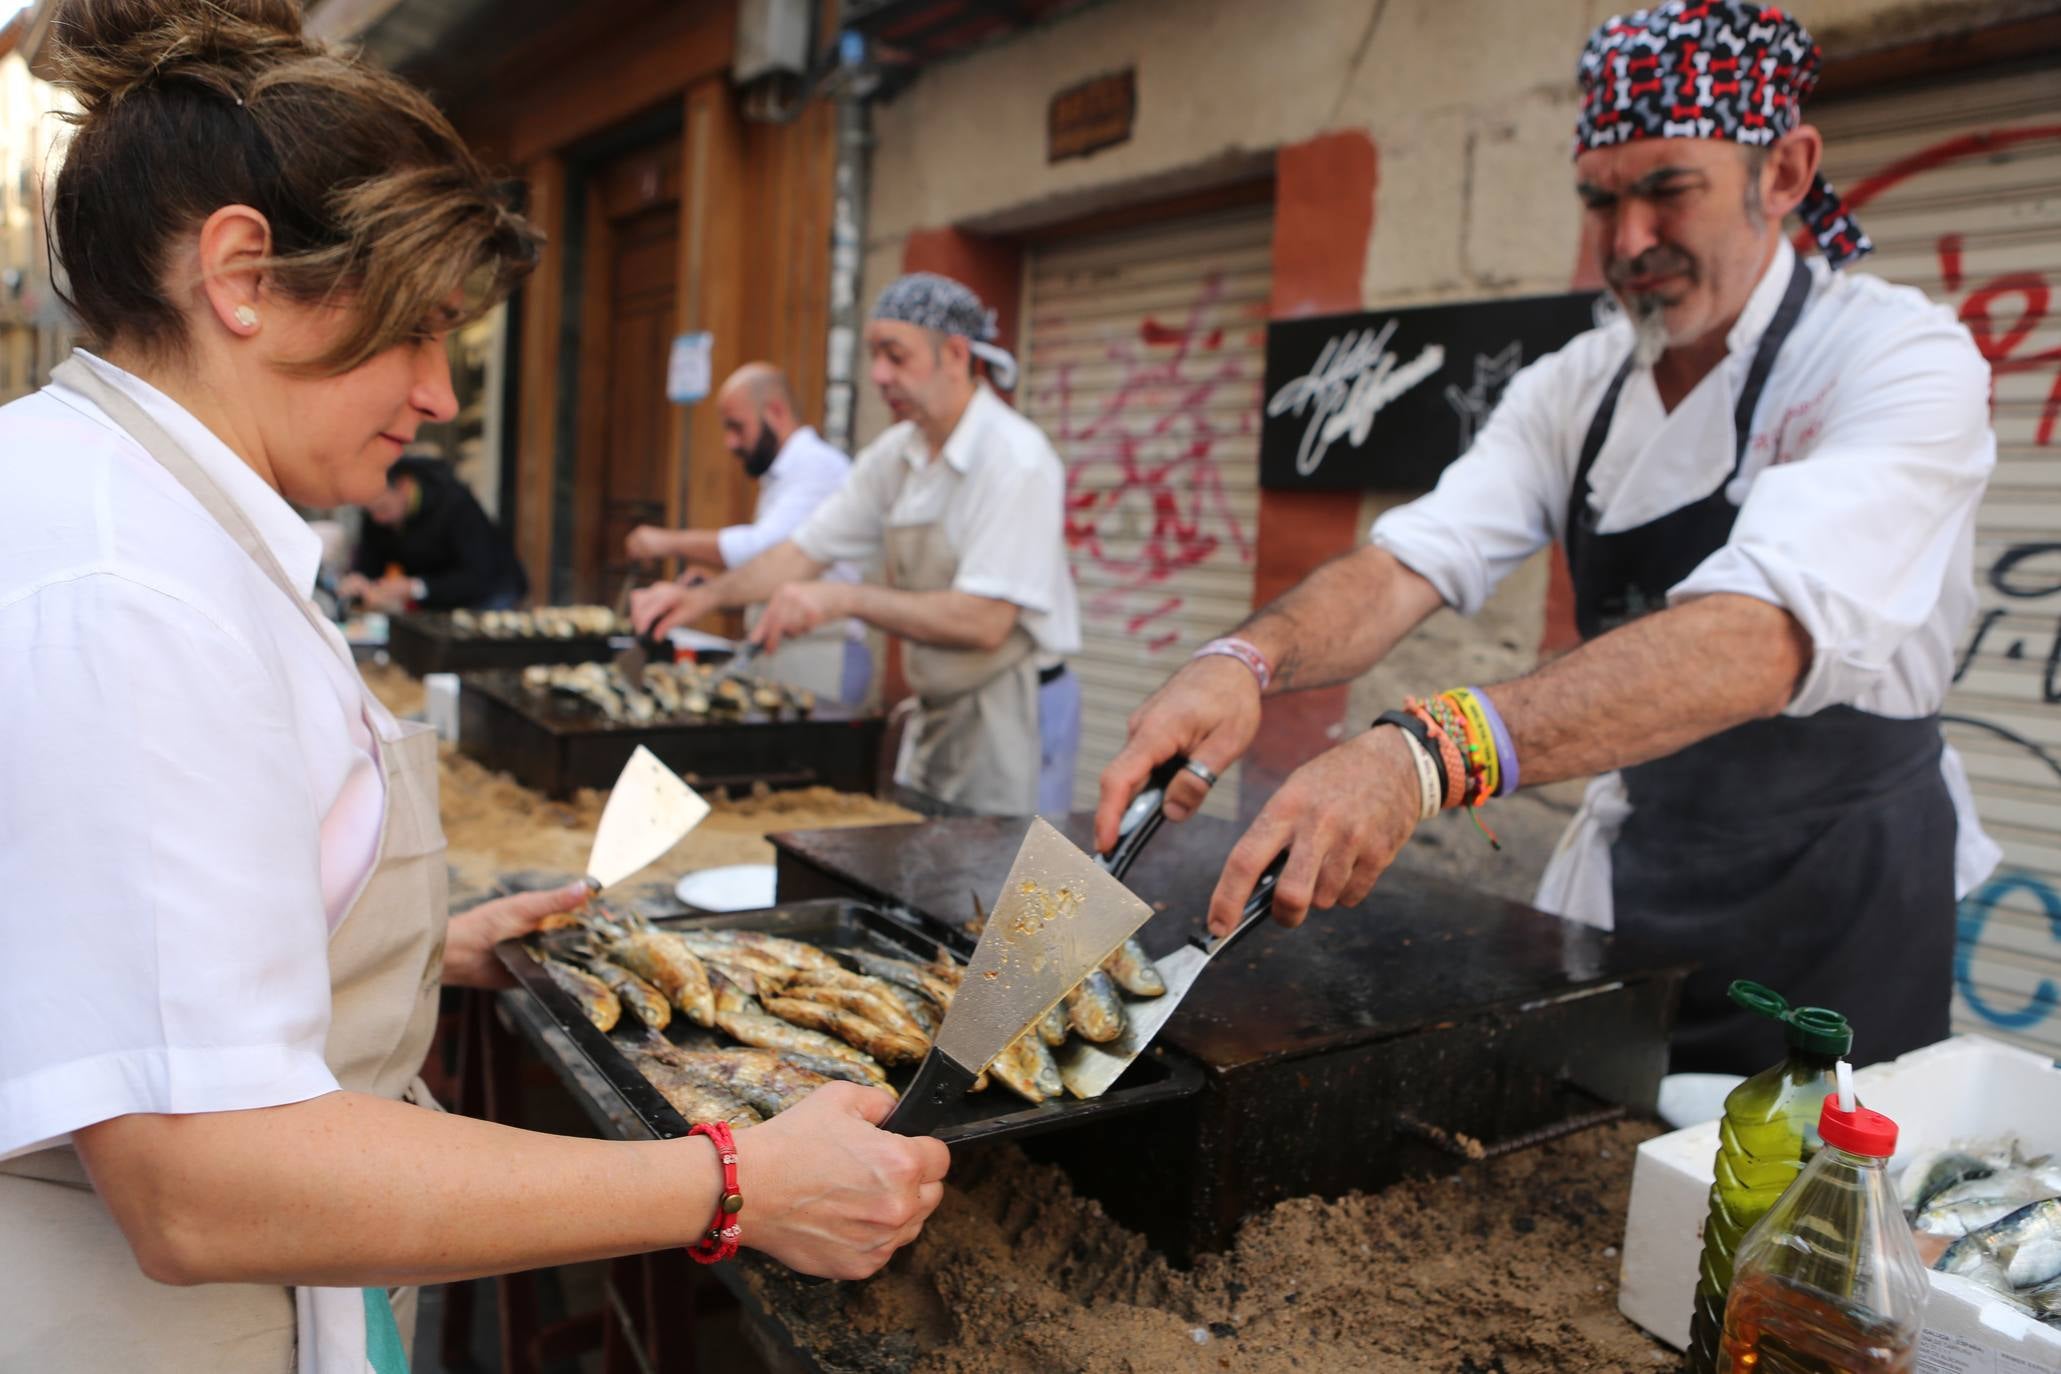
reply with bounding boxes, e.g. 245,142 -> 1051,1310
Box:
1373,710 -> 1448,807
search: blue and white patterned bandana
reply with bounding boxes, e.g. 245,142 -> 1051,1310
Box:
1574,1 -> 1871,268
871,272 -> 1018,389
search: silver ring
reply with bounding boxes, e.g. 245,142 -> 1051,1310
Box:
1181,759 -> 1219,788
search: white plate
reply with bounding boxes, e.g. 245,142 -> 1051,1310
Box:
674,864 -> 777,912
1656,1072 -> 1745,1130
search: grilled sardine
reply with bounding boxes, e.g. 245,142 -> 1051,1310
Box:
1065,970 -> 1126,1043
762,996 -> 928,1065
1102,937 -> 1167,998
541,955 -> 620,1032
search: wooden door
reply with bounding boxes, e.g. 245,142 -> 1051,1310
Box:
573,136 -> 682,602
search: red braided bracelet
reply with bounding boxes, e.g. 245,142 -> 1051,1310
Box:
686,1122 -> 743,1264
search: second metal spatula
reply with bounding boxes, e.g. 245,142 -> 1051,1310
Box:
882,817 -> 1157,1136
1056,854 -> 1284,1099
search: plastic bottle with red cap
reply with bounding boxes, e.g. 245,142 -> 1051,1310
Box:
1717,1061 -> 1932,1372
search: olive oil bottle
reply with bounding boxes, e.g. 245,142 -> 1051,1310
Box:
1684,982 -> 1853,1374
1718,1077 -> 1928,1372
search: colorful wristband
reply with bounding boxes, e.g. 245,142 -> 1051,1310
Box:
1406,699 -> 1467,811
686,1122 -> 743,1263
1468,687 -> 1519,796
1443,688 -> 1500,801
1191,637 -> 1272,693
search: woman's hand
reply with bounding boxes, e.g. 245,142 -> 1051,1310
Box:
441,882 -> 595,989
736,1082 -> 951,1279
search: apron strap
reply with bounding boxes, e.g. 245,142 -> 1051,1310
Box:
50,355 -> 359,678
1565,355 -> 1636,538
1730,256 -> 1814,467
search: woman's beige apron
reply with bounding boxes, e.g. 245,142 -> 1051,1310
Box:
885,493 -> 1041,816
0,357 -> 449,1373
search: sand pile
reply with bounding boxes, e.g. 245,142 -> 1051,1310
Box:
356,658 -> 919,902
747,1120 -> 1671,1373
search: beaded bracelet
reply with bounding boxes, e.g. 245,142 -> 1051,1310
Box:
1404,699 -> 1467,809
1440,690 -> 1499,802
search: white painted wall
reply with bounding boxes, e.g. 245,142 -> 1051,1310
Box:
856,0 -> 2042,442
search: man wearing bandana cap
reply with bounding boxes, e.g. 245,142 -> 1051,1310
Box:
1097,0 -> 2000,1073
634,273 -> 1082,816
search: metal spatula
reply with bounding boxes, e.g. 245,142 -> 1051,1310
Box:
1055,852 -> 1284,1099
584,746 -> 711,892
882,817 -> 1158,1136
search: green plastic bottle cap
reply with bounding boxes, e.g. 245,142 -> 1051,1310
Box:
1726,980 -> 1854,1057
1786,1005 -> 1853,1057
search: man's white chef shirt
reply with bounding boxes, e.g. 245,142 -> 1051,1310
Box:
717,424 -> 864,640
1370,240 -> 2002,927
0,352 -> 386,1158
793,382 -> 1083,660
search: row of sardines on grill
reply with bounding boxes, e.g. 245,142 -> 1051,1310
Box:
449,605 -> 628,638
525,908 -> 1167,1125
520,660 -> 816,724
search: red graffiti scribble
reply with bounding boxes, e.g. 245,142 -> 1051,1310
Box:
1127,596 -> 1183,636
1031,273 -> 1258,650
1958,263 -> 2061,446
1795,126 -> 2061,449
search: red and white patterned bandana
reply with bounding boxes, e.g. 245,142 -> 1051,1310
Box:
1573,1 -> 1871,268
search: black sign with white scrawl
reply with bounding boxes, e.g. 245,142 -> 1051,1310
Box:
1259,292 -> 1604,492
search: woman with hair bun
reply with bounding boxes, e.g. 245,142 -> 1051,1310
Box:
0,4 -> 948,1370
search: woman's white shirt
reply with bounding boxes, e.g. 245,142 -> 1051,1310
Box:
0,352 -> 387,1159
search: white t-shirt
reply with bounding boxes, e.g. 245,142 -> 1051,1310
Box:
1371,240 -> 2001,926
718,425 -> 863,640
0,352 -> 386,1159
793,383 -> 1082,659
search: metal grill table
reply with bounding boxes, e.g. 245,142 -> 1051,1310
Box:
771,812 -> 1688,1262
458,669 -> 886,799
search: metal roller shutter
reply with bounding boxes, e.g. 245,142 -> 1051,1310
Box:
1815,63 -> 2061,1058
1018,206 -> 1275,818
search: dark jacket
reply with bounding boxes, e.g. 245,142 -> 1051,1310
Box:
352,458 -> 528,610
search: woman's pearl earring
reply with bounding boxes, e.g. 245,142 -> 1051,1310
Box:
233,306 -> 260,330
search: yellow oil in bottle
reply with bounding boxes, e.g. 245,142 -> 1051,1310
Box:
1718,1270 -> 1915,1373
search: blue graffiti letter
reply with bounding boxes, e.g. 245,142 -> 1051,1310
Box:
1956,872 -> 2061,1030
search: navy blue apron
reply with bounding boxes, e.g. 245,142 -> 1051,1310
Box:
1563,260 -> 1956,1074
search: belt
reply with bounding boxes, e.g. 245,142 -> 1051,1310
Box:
1038,662 -> 1068,687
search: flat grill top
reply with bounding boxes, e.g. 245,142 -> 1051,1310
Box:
770,813 -> 1689,1075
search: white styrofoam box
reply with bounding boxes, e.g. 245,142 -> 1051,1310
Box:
1618,1035 -> 2061,1368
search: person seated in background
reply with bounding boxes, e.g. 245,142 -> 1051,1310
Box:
342,454 -> 528,612
626,362 -> 872,705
